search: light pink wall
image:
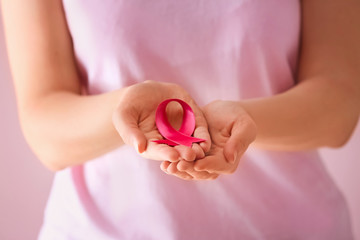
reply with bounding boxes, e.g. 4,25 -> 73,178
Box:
320,124 -> 360,240
0,11 -> 359,240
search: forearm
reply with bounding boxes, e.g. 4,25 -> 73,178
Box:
240,78 -> 360,151
20,89 -> 125,171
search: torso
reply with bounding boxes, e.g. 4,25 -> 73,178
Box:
38,1 -> 353,239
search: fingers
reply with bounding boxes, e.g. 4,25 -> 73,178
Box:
178,161 -> 218,180
174,145 -> 196,161
175,144 -> 218,180
177,160 -> 194,171
194,154 -> 238,175
223,119 -> 256,164
193,124 -> 211,153
112,106 -> 147,153
192,143 -> 205,159
141,140 -> 180,162
161,161 -> 194,180
161,160 -> 219,181
223,138 -> 246,165
171,143 -> 204,163
160,161 -> 171,172
191,104 -> 211,153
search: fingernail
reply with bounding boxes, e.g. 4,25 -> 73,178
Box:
133,139 -> 143,154
133,140 -> 140,153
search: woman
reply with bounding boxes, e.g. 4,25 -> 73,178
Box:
1,0 -> 359,239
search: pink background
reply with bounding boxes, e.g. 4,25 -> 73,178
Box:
0,12 -> 359,240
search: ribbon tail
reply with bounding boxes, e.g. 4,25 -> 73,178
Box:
152,139 -> 178,146
153,136 -> 204,147
174,136 -> 205,147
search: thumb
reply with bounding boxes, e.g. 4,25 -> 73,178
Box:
112,107 -> 147,153
223,120 -> 255,164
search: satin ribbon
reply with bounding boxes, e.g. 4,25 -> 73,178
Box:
153,99 -> 205,147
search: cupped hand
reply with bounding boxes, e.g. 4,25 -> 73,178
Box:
161,100 -> 257,179
194,100 -> 257,174
112,80 -> 211,164
160,143 -> 219,180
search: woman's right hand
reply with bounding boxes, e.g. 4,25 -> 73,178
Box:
112,80 -> 211,167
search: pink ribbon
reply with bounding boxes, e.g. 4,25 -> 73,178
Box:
153,99 -> 205,147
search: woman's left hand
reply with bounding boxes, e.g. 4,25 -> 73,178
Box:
161,100 -> 257,180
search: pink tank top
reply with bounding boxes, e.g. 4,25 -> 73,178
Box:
39,1 -> 353,239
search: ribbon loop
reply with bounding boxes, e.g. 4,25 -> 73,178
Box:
153,99 -> 205,147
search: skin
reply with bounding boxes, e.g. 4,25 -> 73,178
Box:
114,81 -> 218,180
161,100 -> 257,179
160,0 -> 360,180
1,0 -> 359,183
112,80 -> 211,160
0,0 -> 208,171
